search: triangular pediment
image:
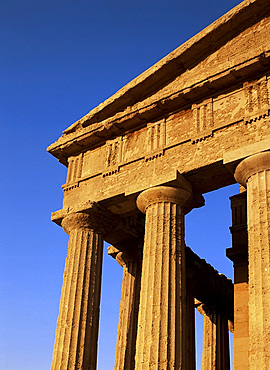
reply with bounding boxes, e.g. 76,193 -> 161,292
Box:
48,0 -> 270,165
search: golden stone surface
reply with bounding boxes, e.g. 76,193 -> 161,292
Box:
48,0 -> 270,368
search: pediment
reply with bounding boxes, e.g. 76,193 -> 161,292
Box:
48,0 -> 270,169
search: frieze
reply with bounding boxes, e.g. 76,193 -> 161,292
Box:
63,153 -> 83,192
66,153 -> 83,184
191,98 -> 213,143
106,137 -> 123,167
244,76 -> 270,123
63,76 -> 270,196
144,119 -> 166,161
102,137 -> 123,177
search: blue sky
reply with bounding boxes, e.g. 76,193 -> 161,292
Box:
1,1 -> 241,369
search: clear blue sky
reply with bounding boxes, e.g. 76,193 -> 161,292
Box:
1,1 -> 241,369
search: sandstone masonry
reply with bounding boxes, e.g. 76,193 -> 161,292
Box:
48,0 -> 270,368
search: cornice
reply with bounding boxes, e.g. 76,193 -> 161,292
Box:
47,0 -> 270,165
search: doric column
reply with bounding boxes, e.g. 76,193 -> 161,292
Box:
51,212 -> 103,370
135,185 -> 192,369
186,287 -> 196,370
234,151 -> 270,369
216,314 -> 230,369
109,246 -> 142,370
197,303 -> 229,370
201,307 -> 216,370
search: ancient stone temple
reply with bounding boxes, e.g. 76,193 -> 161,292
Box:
47,0 -> 270,368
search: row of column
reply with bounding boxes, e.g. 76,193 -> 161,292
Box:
51,150 -> 270,369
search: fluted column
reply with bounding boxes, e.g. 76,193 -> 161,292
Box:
135,185 -> 192,369
111,247 -> 142,370
216,314 -> 230,369
186,288 -> 195,370
51,212 -> 103,370
235,151 -> 270,369
197,304 -> 229,370
201,308 -> 216,370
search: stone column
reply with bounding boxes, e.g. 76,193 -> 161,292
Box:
51,212 -> 103,370
234,151 -> 270,369
111,247 -> 142,370
216,314 -> 230,370
201,309 -> 216,370
135,185 -> 192,369
186,288 -> 196,370
197,303 -> 230,370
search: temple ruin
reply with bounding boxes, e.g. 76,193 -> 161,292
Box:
47,0 -> 270,368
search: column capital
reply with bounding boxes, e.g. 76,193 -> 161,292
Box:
61,204 -> 120,237
52,201 -> 143,244
61,212 -> 95,235
53,201 -> 119,236
234,151 -> 270,186
108,245 -> 141,267
136,185 -> 191,213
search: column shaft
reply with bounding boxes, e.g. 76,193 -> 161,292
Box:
247,170 -> 270,367
186,289 -> 195,370
233,276 -> 249,369
201,309 -> 229,370
115,259 -> 141,370
52,215 -> 103,370
135,199 -> 188,368
235,152 -> 270,369
216,314 -> 230,369
202,311 -> 216,370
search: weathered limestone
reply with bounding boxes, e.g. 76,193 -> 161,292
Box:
48,1 -> 270,367
202,309 -> 217,370
226,192 -> 249,369
186,288 -> 196,370
135,185 -> 191,369
108,245 -> 142,370
197,303 -> 230,370
51,212 -> 103,370
234,151 -> 270,369
216,314 -> 230,370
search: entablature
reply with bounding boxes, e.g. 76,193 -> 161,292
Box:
59,74 -> 270,211
48,0 -> 270,217
48,53 -> 270,165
